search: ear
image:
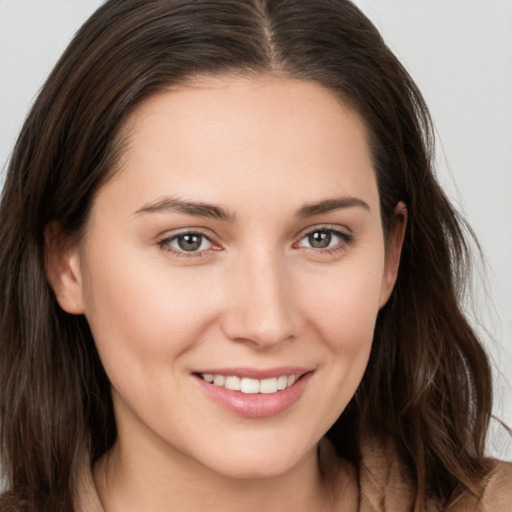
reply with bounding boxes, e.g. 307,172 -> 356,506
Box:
44,221 -> 85,314
379,202 -> 407,308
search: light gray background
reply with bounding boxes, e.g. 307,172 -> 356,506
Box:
1,0 -> 511,460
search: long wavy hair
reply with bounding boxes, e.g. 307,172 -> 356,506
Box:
0,0 -> 494,510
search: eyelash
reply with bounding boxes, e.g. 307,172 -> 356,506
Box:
157,226 -> 353,259
157,230 -> 217,259
295,225 -> 354,255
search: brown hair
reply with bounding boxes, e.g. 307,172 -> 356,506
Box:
0,0 -> 494,510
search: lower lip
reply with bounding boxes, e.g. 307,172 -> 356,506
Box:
194,372 -> 313,418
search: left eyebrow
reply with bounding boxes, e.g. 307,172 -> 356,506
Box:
296,197 -> 371,218
133,197 -> 235,221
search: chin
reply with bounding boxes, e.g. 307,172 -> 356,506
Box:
208,458 -> 298,480
195,437 -> 315,481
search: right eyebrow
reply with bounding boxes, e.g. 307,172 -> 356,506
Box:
296,197 -> 371,217
133,197 -> 236,222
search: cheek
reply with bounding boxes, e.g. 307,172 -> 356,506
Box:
300,258 -> 385,351
287,265 -> 382,438
80,245 -> 221,387
295,254 -> 385,413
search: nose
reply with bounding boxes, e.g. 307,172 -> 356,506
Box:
221,249 -> 300,349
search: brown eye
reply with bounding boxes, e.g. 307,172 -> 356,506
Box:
297,228 -> 351,251
162,232 -> 213,253
177,233 -> 203,251
307,231 -> 332,249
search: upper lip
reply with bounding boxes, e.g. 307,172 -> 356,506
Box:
193,366 -> 313,380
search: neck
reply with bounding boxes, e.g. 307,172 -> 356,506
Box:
93,435 -> 358,512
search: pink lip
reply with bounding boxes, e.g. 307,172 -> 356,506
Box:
193,368 -> 314,418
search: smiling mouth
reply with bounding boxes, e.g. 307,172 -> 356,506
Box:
194,369 -> 313,417
198,373 -> 299,394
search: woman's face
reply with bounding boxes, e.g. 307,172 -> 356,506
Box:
53,76 -> 403,479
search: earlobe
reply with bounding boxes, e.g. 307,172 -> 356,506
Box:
44,221 -> 85,315
379,202 -> 407,308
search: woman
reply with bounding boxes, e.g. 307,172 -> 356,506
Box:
0,0 -> 510,511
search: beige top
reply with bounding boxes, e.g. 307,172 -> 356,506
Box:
75,437 -> 512,512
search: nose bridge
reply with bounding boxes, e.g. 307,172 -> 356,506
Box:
223,246 -> 298,347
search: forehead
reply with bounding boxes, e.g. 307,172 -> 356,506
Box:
99,75 -> 378,217
124,74 -> 369,146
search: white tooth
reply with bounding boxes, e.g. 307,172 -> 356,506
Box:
240,377 -> 260,394
287,375 -> 296,386
213,375 -> 226,387
260,377 -> 278,394
277,375 -> 288,390
202,374 -> 214,383
224,375 -> 241,391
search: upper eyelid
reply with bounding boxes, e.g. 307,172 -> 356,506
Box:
296,224 -> 352,240
158,227 -> 217,242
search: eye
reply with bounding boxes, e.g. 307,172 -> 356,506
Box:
159,232 -> 214,254
296,228 -> 352,250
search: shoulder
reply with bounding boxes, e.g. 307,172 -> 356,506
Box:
357,435 -> 512,512
447,459 -> 512,512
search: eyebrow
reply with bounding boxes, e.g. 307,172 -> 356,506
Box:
296,197 -> 370,217
134,197 -> 235,221
134,195 -> 370,221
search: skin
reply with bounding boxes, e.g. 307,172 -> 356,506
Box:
48,75 -> 406,512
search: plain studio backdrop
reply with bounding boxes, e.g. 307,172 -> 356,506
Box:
0,0 -> 511,461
